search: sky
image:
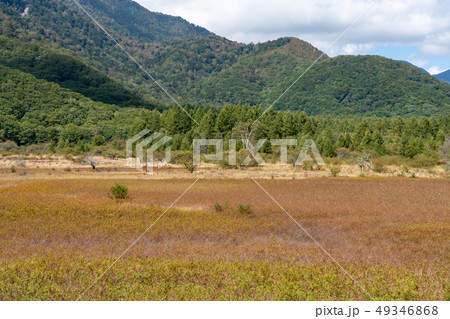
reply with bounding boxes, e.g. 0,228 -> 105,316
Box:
135,0 -> 450,75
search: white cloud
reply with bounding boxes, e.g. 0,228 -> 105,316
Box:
339,43 -> 375,55
428,66 -> 445,75
406,55 -> 428,69
137,0 -> 450,58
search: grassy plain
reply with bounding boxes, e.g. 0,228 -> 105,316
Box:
0,171 -> 448,300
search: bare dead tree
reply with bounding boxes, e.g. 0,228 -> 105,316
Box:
8,155 -> 26,168
232,120 -> 263,149
287,149 -> 300,167
85,154 -> 100,170
356,152 -> 372,172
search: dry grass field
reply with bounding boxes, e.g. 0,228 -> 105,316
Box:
0,169 -> 448,300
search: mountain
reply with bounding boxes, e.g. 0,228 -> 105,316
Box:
434,69 -> 450,84
0,0 -> 211,43
0,0 -> 449,117
0,64 -> 120,144
0,0 -> 324,105
0,36 -> 154,107
186,37 -> 326,105
401,61 -> 430,75
0,0 -> 212,92
276,55 -> 450,116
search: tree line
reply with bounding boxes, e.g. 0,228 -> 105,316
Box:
3,102 -> 448,163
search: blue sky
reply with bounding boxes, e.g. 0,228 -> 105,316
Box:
371,46 -> 449,74
136,0 -> 450,75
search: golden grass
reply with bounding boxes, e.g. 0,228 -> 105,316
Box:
1,257 -> 446,301
0,177 -> 448,300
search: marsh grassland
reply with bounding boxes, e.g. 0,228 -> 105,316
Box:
0,176 -> 448,300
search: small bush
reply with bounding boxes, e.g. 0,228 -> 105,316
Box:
64,167 -> 71,172
217,160 -> 237,169
238,203 -> 252,215
0,140 -> 18,152
372,163 -> 385,173
92,135 -> 106,146
168,151 -> 192,165
408,154 -> 438,168
26,143 -> 49,155
108,184 -> 129,200
410,172 -> 416,179
182,161 -> 197,174
235,149 -> 258,169
10,166 -> 16,173
330,166 -> 341,177
214,200 -> 229,212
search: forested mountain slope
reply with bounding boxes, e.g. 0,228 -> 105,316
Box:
0,36 -> 153,107
0,64 -> 124,144
276,55 -> 450,116
0,0 -> 449,117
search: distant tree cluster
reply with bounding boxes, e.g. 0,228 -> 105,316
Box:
5,102 -> 448,163
129,105 -> 449,160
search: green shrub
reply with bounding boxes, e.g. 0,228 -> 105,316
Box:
92,135 -> 106,146
10,166 -> 16,173
372,163 -> 385,173
108,183 -> 129,200
168,151 -> 192,165
217,160 -> 237,169
235,149 -> 258,169
214,203 -> 223,212
330,166 -> 341,177
407,154 -> 438,168
238,203 -> 252,214
214,201 -> 229,212
183,161 -> 197,174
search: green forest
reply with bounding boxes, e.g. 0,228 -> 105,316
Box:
1,0 -> 449,116
1,65 -> 449,167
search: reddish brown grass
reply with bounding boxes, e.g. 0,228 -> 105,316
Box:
0,177 -> 448,300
